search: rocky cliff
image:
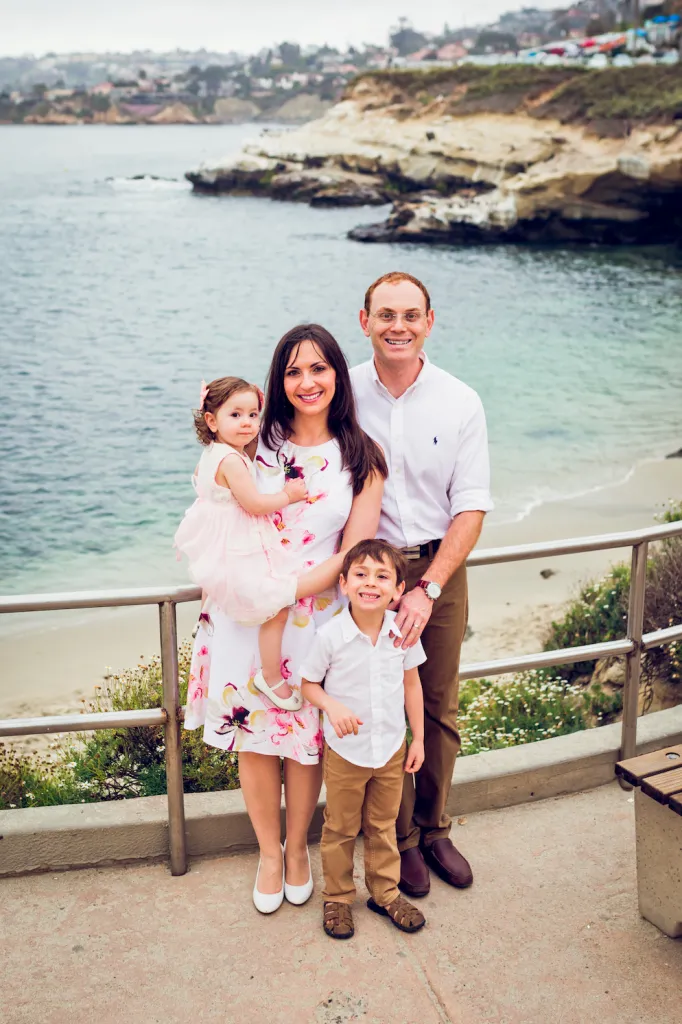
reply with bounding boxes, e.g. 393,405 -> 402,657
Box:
185,66 -> 682,245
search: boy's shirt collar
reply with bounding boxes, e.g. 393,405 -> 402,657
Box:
339,605 -> 402,644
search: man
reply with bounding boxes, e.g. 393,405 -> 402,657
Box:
350,271 -> 493,898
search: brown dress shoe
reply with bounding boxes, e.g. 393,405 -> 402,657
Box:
398,846 -> 431,898
421,838 -> 473,888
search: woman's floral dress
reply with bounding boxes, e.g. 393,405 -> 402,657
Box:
184,438 -> 353,764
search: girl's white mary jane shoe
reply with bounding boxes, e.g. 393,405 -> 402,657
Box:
252,846 -> 285,914
283,841 -> 314,906
254,670 -> 303,712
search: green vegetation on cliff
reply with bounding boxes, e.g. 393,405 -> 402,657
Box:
353,64 -> 682,127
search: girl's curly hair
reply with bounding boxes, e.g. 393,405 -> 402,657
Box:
193,376 -> 263,445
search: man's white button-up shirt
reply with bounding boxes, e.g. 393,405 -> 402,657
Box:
350,354 -> 493,549
300,607 -> 426,769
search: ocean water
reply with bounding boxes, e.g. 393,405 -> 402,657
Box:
1,124 -> 681,601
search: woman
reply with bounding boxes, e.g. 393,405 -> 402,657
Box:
184,324 -> 387,912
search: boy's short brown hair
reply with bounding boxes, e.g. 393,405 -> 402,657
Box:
341,539 -> 407,587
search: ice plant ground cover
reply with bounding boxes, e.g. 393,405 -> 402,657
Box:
457,672 -> 625,756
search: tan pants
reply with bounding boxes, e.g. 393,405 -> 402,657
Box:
321,741 -> 406,907
397,558 -> 468,852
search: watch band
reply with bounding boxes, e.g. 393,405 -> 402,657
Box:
416,579 -> 441,600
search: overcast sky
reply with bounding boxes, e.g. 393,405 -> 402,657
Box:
2,0 -> 559,57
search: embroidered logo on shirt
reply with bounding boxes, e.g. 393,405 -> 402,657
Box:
433,436 -> 438,445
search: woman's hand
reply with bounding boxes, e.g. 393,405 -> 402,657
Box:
284,478 -> 309,504
404,738 -> 424,774
326,699 -> 363,738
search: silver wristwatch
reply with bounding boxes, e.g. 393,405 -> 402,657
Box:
416,579 -> 442,601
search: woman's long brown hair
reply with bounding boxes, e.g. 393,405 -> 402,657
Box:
260,324 -> 387,496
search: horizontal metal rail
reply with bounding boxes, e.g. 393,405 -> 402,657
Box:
0,708 -> 166,738
1,520 -> 680,615
1,632 -> 660,732
0,637 -> 640,730
1,517 -> 680,872
0,584 -> 201,614
642,622 -> 682,651
459,638 -> 634,682
467,519 -> 682,567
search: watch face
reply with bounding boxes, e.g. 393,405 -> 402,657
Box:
425,582 -> 441,600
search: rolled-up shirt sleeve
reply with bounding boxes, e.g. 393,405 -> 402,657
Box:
300,633 -> 331,683
447,394 -> 494,518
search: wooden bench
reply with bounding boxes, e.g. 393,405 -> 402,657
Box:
615,744 -> 682,938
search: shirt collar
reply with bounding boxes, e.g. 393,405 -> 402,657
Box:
339,605 -> 403,643
371,352 -> 431,395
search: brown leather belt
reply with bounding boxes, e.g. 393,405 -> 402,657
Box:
401,539 -> 441,561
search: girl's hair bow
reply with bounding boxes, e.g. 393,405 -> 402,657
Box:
199,380 -> 209,410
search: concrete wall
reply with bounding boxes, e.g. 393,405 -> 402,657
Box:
2,705 -> 681,878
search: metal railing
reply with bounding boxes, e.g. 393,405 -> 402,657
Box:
1,519 -> 681,876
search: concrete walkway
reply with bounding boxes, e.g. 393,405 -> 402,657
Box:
1,783 -> 680,1024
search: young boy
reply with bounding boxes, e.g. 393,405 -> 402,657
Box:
301,539 -> 427,939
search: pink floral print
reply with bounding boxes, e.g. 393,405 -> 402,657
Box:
184,438 -> 352,763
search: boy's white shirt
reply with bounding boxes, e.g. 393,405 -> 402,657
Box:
300,607 -> 426,769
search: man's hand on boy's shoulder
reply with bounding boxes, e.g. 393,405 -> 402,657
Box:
392,587 -> 433,649
326,698 -> 363,738
404,738 -> 425,773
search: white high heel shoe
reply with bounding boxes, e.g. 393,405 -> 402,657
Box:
254,670 -> 303,712
252,845 -> 284,914
283,840 -> 314,906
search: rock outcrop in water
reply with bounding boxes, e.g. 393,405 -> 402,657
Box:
186,66 -> 682,245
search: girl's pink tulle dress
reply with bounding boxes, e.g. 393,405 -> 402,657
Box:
174,442 -> 297,626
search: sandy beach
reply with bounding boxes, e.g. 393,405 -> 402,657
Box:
1,457 -> 681,735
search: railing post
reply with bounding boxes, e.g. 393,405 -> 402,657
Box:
159,600 -> 188,875
619,541 -> 648,781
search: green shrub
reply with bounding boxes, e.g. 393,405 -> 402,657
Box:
582,682 -> 623,722
544,500 -> 682,690
642,527 -> 682,692
658,499 -> 682,525
540,499 -> 679,692
0,640 -> 239,811
0,747 -> 85,809
544,565 -> 630,680
88,94 -> 111,113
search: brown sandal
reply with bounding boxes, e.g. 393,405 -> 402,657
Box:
367,895 -> 426,933
323,901 -> 354,940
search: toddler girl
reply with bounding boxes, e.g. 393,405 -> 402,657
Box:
175,375 -> 331,712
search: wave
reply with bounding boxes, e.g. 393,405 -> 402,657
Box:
491,451 -> 679,528
105,175 -> 191,192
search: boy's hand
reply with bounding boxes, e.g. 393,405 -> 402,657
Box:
326,699 -> 363,738
404,739 -> 424,773
284,478 -> 308,504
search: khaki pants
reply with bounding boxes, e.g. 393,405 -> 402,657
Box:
397,558 -> 468,852
321,741 -> 406,907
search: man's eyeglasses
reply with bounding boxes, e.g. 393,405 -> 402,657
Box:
370,310 -> 426,325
